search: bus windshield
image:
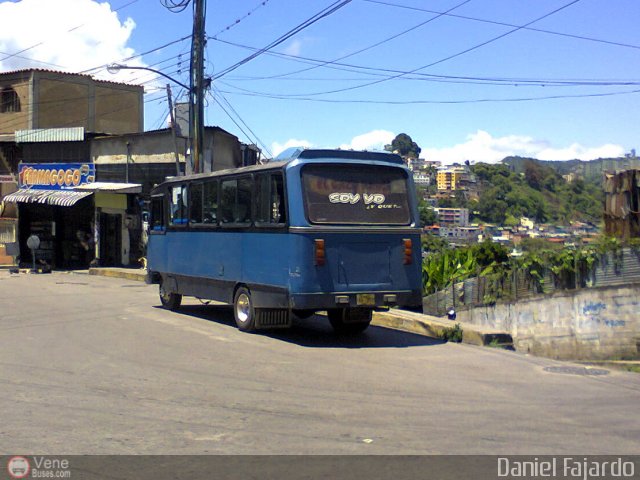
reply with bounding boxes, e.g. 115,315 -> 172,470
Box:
301,164 -> 411,225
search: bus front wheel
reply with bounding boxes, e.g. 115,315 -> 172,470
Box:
327,308 -> 372,334
159,283 -> 182,311
234,287 -> 256,332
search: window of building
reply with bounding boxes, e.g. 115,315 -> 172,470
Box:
1,87 -> 20,113
255,173 -> 286,225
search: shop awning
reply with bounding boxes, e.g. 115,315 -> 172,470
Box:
3,190 -> 93,207
74,182 -> 142,194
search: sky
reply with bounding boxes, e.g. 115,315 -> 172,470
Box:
1,0 -> 639,163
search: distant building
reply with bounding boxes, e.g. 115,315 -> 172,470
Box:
434,207 -> 469,227
520,217 -> 535,230
413,171 -> 431,186
439,225 -> 480,242
437,166 -> 466,191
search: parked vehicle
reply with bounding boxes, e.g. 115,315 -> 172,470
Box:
146,148 -> 422,333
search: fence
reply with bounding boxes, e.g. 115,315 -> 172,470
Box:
423,248 -> 640,316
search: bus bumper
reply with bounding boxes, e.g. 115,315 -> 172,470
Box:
290,290 -> 422,310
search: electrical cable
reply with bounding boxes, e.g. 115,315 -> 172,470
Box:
212,0 -> 354,80
209,0 -> 272,40
216,86 -> 640,105
226,0 -> 472,81
363,0 -> 640,52
212,87 -> 272,157
254,0 -> 585,98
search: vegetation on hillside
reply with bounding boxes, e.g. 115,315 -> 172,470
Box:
420,161 -> 604,225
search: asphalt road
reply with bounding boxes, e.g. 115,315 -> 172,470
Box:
1,271 -> 639,455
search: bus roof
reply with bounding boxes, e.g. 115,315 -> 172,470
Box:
276,147 -> 404,164
152,149 -> 406,192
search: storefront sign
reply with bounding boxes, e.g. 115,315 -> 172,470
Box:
0,175 -> 16,183
18,163 -> 95,190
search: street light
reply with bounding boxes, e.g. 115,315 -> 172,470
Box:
107,63 -> 209,174
106,63 -> 190,91
107,63 -> 191,177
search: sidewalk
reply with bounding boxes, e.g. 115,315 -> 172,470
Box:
88,267 -> 513,347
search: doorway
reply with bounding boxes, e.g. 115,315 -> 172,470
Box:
99,212 -> 122,266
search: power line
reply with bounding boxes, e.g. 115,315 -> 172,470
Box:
209,0 -> 273,40
217,86 -> 640,105
268,0 -> 584,97
212,0 -> 354,80
235,0 -> 472,81
211,38 -> 640,89
212,88 -> 272,157
363,0 -> 640,52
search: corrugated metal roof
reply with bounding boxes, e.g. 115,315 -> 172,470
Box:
3,189 -> 92,207
15,127 -> 85,143
75,182 -> 142,194
0,68 -> 145,89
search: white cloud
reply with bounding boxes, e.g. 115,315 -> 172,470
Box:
339,130 -> 395,151
271,138 -> 313,157
272,130 -> 395,158
283,39 -> 303,57
0,0 -> 144,81
422,130 -> 625,164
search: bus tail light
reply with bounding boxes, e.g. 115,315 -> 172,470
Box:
314,239 -> 325,266
403,238 -> 412,265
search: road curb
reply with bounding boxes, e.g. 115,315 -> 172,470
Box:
88,267 -> 513,347
89,267 -> 147,282
372,310 -> 513,347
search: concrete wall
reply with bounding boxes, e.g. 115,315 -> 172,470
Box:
0,71 -> 31,133
0,70 -> 143,135
458,285 -> 640,360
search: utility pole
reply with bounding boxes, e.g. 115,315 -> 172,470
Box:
190,0 -> 206,174
166,84 -> 182,177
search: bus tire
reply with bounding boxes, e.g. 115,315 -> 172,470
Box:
159,283 -> 182,311
327,308 -> 372,334
234,287 -> 257,332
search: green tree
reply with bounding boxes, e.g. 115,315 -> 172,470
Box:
418,199 -> 438,226
385,133 -> 421,159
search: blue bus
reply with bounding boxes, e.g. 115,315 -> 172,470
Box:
146,148 -> 423,333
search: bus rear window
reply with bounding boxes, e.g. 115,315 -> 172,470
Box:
301,164 -> 411,225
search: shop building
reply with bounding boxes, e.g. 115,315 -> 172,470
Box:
0,69 -> 144,268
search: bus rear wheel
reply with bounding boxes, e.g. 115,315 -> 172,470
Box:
159,283 -> 182,311
327,308 -> 372,334
234,287 -> 257,332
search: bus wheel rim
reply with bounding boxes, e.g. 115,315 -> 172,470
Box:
236,293 -> 250,323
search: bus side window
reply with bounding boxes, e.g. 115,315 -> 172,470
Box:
190,183 -> 203,224
256,173 -> 286,225
220,177 -> 252,225
220,179 -> 236,224
203,180 -> 218,224
150,195 -> 165,231
237,177 -> 252,224
170,185 -> 188,226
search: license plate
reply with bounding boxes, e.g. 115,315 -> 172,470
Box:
357,294 -> 375,306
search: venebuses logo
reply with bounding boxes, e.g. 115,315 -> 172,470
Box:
7,456 -> 30,479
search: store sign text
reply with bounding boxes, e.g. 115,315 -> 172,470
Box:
18,163 -> 95,190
